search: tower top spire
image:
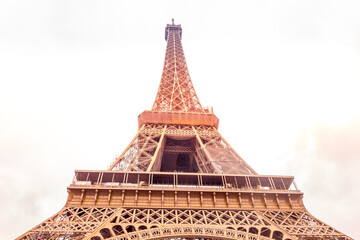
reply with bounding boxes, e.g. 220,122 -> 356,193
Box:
154,21 -> 202,113
165,19 -> 182,41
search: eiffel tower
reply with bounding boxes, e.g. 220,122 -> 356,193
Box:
17,20 -> 352,240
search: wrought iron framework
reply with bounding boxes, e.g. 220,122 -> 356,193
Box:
17,20 -> 352,240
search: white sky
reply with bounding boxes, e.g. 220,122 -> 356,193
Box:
1,1 -> 360,239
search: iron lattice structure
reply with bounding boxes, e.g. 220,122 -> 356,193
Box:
18,20 -> 352,240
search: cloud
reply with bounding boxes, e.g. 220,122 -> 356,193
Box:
284,119 -> 360,239
0,173 -> 42,239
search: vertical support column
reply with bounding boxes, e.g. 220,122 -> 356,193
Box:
108,125 -> 145,171
146,125 -> 167,172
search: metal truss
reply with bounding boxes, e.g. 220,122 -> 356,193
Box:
151,21 -> 203,113
17,207 -> 118,240
108,124 -> 166,172
82,208 -> 294,240
17,20 -> 353,240
260,211 -> 348,238
104,226 -> 275,240
108,124 -> 256,175
18,207 -> 351,240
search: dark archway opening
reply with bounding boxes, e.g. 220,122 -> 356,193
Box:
160,137 -> 199,172
272,231 -> 283,240
126,225 -> 136,233
113,225 -> 125,235
100,228 -> 112,239
261,227 -> 271,237
249,227 -> 259,235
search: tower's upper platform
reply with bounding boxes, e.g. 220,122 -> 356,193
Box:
165,19 -> 182,41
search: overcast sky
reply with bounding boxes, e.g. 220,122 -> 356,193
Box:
1,1 -> 360,239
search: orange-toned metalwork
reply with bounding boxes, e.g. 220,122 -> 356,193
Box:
152,21 -> 203,113
17,20 -> 352,240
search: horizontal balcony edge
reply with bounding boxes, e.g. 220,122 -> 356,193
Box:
138,110 -> 219,129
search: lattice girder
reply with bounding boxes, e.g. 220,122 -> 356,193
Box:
152,22 -> 203,113
106,226 -> 278,240
108,124 -> 256,175
109,124 -> 167,171
17,207 -> 118,240
84,208 -> 295,240
260,211 -> 351,239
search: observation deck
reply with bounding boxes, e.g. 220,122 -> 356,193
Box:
165,19 -> 182,40
67,170 -> 303,210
